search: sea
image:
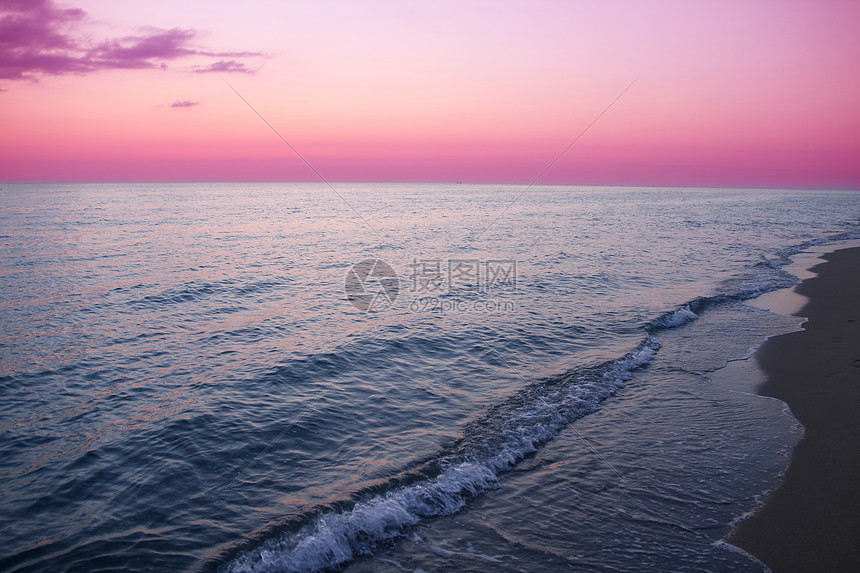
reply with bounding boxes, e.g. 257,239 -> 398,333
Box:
1,183 -> 859,572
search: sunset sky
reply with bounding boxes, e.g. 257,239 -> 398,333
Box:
1,0 -> 859,187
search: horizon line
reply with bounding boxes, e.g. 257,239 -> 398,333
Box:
1,180 -> 859,192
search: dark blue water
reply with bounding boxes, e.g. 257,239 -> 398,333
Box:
1,183 -> 858,572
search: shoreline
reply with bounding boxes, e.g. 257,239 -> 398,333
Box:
730,246 -> 860,572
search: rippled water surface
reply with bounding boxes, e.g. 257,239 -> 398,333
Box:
1,183 -> 858,572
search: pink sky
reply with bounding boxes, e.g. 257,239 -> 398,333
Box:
1,0 -> 859,188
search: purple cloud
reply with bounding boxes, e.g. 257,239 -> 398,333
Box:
194,60 -> 253,74
171,100 -> 199,108
0,0 -> 259,81
89,28 -> 197,70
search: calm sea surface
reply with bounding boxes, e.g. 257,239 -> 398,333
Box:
1,183 -> 858,572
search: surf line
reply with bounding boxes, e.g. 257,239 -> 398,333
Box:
471,327 -> 716,541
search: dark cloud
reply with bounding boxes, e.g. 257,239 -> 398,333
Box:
0,0 -> 259,81
170,100 -> 198,108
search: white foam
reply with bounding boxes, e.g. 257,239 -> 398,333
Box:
655,306 -> 698,329
224,463 -> 498,572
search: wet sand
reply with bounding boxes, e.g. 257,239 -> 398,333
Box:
731,246 -> 860,572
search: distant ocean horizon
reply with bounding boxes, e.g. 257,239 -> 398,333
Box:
1,183 -> 859,572
5,181 -> 860,190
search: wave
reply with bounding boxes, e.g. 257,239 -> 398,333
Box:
124,278 -> 286,310
651,305 -> 698,329
647,229 -> 860,335
218,229 -> 859,573
773,230 -> 860,264
646,267 -> 798,334
220,337 -> 660,573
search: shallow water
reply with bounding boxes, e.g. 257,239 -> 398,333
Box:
0,183 -> 858,572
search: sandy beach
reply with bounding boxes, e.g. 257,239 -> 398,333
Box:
731,246 -> 860,572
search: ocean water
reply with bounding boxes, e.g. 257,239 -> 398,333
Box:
0,183 -> 858,572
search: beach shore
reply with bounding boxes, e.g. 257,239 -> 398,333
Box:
730,246 -> 860,572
